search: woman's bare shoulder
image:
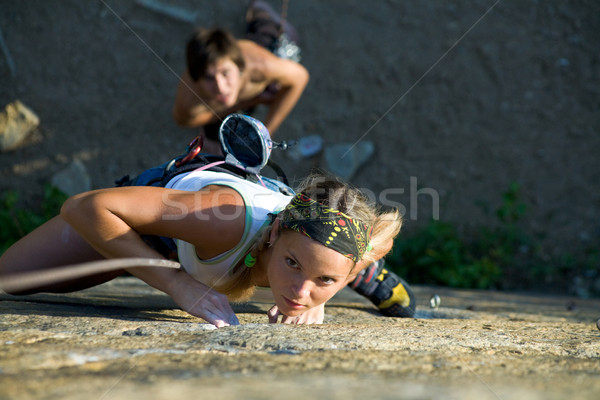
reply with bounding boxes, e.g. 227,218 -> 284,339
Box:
88,185 -> 247,255
156,185 -> 246,251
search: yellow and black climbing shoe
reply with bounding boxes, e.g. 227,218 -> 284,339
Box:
349,259 -> 416,318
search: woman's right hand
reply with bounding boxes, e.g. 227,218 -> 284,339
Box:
166,269 -> 239,328
61,186 -> 244,328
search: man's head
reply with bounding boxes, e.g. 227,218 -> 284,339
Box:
186,28 -> 245,81
186,28 -> 246,106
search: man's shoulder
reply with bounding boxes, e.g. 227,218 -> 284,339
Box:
237,38 -> 263,49
238,39 -> 275,60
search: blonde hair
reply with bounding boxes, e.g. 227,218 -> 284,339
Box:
212,224 -> 271,301
296,173 -> 402,267
214,173 -> 402,301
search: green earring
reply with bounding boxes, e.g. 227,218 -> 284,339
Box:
244,253 -> 257,268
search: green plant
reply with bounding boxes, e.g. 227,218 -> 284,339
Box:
472,182 -> 535,287
387,182 -> 531,290
0,185 -> 67,254
388,219 -> 502,289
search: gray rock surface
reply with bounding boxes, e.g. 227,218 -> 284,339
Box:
324,141 -> 375,181
50,159 -> 92,196
1,278 -> 598,400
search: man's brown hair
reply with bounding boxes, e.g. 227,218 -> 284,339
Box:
186,28 -> 245,81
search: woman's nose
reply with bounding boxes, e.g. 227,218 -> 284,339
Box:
292,279 -> 312,300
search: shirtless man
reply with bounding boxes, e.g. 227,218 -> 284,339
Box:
173,28 -> 309,154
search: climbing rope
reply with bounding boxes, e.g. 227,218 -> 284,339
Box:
0,258 -> 181,293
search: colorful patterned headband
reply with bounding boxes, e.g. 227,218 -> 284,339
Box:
278,193 -> 372,262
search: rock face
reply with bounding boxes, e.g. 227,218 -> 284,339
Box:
50,159 -> 92,196
324,141 -> 375,181
1,278 -> 598,400
1,1 -> 598,262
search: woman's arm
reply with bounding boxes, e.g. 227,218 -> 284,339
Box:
61,185 -> 245,327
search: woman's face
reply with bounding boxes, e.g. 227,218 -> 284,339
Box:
200,57 -> 242,107
267,229 -> 355,317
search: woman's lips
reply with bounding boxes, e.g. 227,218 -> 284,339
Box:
283,296 -> 305,310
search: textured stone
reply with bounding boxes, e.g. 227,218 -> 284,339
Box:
50,159 -> 92,196
324,141 -> 374,180
1,278 -> 599,400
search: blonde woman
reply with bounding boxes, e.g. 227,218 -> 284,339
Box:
1,165 -> 413,327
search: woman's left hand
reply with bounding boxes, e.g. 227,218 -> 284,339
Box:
267,303 -> 325,325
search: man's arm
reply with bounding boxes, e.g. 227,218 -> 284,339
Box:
261,56 -> 309,135
173,45 -> 309,134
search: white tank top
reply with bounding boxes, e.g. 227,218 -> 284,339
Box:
165,170 -> 293,287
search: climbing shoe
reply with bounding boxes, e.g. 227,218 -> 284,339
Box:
349,259 -> 416,318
